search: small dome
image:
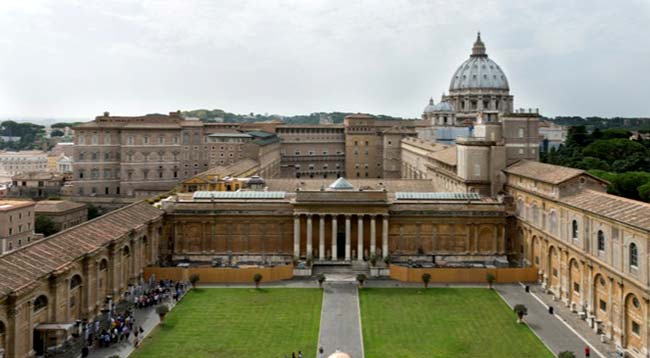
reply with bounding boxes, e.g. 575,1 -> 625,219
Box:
328,177 -> 354,190
433,101 -> 454,112
449,33 -> 509,92
246,175 -> 265,185
328,352 -> 352,358
423,98 -> 436,113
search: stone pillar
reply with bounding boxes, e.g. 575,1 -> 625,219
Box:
580,260 -> 586,308
345,215 -> 351,261
357,215 -> 364,261
370,215 -> 377,256
587,264 -> 594,315
27,300 -> 33,356
493,225 -> 498,253
382,216 -> 389,259
618,281 -> 624,345
465,225 -> 471,253
498,224 -> 506,254
608,276 -> 615,338
319,215 -> 325,261
306,215 -> 313,259
293,215 -> 300,258
331,215 -> 338,261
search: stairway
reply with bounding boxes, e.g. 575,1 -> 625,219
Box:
312,261 -> 369,282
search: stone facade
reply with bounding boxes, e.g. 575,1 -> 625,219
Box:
506,160 -> 650,357
0,200 -> 37,254
0,202 -> 163,358
34,200 -> 88,232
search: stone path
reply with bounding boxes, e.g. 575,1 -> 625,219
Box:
496,283 -> 612,358
317,283 -> 364,358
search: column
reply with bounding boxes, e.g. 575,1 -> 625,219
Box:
345,215 -> 351,261
357,215 -> 364,261
587,264 -> 594,315
306,215 -> 313,258
608,277 -> 614,338
370,216 -> 376,256
293,215 -> 300,258
465,225 -> 471,253
382,216 -> 389,259
580,260 -> 586,308
319,215 -> 325,261
492,225 -> 498,253
331,215 -> 338,261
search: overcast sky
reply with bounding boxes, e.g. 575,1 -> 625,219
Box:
0,0 -> 648,120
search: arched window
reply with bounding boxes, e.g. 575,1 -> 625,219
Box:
123,246 -> 130,257
630,243 -> 638,268
549,211 -> 558,236
34,295 -> 48,311
571,220 -> 578,239
70,275 -> 82,289
532,204 -> 539,226
99,259 -> 108,271
597,230 -> 606,251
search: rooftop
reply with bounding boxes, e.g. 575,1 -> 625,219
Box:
0,200 -> 35,211
34,200 -> 86,214
561,189 -> 650,232
0,201 -> 163,296
504,160 -> 589,185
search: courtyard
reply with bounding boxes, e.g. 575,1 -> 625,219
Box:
359,288 -> 554,358
131,288 -> 323,358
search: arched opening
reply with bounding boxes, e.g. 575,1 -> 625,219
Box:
568,259 -> 581,307
122,245 -> 132,287
69,274 -> 83,320
0,320 -> 6,353
625,293 -> 643,351
548,246 -> 560,293
629,243 -> 638,269
531,235 -> 540,268
593,274 -> 608,323
34,295 -> 48,312
597,230 -> 605,252
516,198 -> 524,217
98,259 -> 109,299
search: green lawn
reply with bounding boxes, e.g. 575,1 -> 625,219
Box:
132,288 -> 322,358
359,288 -> 553,358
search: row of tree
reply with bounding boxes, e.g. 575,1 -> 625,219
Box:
542,126 -> 650,202
182,109 -> 408,124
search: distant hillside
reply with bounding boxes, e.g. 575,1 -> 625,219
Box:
182,109 -> 412,124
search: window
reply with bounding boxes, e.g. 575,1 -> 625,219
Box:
571,220 -> 578,239
159,136 -> 164,144
632,321 -> 640,336
573,282 -> 580,293
79,136 -> 85,144
34,295 -> 48,311
127,136 -> 134,145
552,268 -> 558,277
517,127 -> 525,138
597,230 -> 605,251
630,243 -> 638,268
599,299 -> 607,312
70,275 -> 82,289
473,163 -> 481,177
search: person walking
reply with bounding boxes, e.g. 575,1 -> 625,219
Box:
318,347 -> 324,358
298,351 -> 303,358
585,346 -> 590,358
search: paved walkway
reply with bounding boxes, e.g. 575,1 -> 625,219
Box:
496,283 -> 613,358
318,283 -> 364,358
87,301 -> 170,358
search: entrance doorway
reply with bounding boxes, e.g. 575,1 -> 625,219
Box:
33,330 -> 44,356
337,232 -> 346,259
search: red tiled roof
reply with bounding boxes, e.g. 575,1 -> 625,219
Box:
0,201 -> 163,296
560,189 -> 650,231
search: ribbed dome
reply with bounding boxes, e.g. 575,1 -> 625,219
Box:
423,98 -> 436,113
433,101 -> 454,112
449,33 -> 509,91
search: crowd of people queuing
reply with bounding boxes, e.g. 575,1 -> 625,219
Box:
80,279 -> 189,357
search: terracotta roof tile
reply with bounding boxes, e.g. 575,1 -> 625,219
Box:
561,189 -> 650,231
504,160 -> 584,184
0,201 -> 162,296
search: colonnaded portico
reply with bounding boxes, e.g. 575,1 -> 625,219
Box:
292,213 -> 390,261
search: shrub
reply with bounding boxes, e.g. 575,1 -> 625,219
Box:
513,304 -> 528,323
189,274 -> 200,289
421,273 -> 431,289
155,304 -> 169,321
485,273 -> 496,288
356,274 -> 367,288
253,273 -> 263,288
558,351 -> 576,358
317,273 -> 326,288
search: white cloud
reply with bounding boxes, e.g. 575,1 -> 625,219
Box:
0,0 -> 648,118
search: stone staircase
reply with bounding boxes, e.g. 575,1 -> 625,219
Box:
312,261 -> 369,282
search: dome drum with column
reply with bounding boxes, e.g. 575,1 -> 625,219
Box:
422,32 -> 514,123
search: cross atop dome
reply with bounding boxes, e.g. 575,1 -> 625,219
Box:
471,31 -> 487,57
